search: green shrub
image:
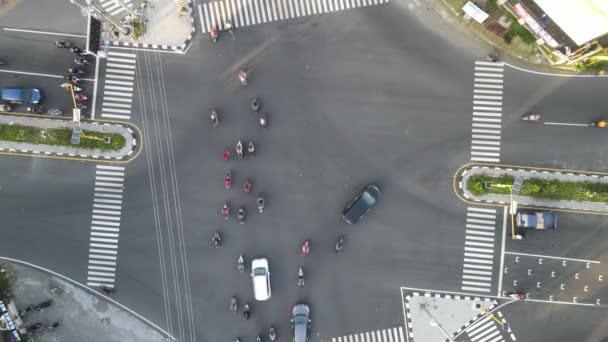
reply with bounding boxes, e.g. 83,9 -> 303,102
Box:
0,124 -> 126,150
467,173 -> 608,203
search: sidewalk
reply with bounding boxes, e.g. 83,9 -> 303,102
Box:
8,262 -> 170,341
105,0 -> 196,52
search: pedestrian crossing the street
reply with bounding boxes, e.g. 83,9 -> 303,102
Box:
101,51 -> 136,120
470,61 -> 504,163
86,165 -> 126,288
98,0 -> 136,20
331,327 -> 405,342
464,315 -> 505,342
461,207 -> 497,293
198,0 -> 390,33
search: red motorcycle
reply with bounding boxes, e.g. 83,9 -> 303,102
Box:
301,240 -> 310,256
224,171 -> 232,189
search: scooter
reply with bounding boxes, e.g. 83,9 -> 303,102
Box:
237,254 -> 245,272
297,267 -> 304,288
225,171 -> 232,189
522,114 -> 541,121
230,297 -> 238,312
258,112 -> 268,128
237,208 -> 245,224
301,240 -> 310,256
248,142 -> 255,157
54,40 -> 71,48
251,97 -> 260,112
222,202 -> 230,219
239,69 -> 247,85
269,327 -> 276,341
257,194 -> 264,213
211,26 -> 218,42
335,236 -> 344,253
236,140 -> 243,159
210,108 -> 219,127
506,291 -> 525,300
75,93 -> 88,101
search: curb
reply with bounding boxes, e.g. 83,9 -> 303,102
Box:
103,0 -> 196,53
402,291 -> 497,342
453,163 -> 608,214
0,115 -> 143,163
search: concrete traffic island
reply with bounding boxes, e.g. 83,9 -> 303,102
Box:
454,163 -> 608,213
0,114 -> 141,162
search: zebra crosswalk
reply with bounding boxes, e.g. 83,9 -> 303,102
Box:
464,315 -> 505,342
461,207 -> 498,293
86,165 -> 126,288
331,327 -> 405,342
198,0 -> 390,33
101,51 -> 136,121
98,0 -> 136,21
471,61 -> 504,163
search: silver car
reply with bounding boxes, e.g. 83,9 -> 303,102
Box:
291,304 -> 310,342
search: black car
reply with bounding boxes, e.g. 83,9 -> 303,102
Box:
342,184 -> 381,224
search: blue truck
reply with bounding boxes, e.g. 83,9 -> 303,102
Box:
516,211 -> 557,230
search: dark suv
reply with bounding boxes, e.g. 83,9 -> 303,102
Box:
342,184 -> 381,224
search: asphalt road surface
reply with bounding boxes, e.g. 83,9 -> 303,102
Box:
0,0 -> 607,341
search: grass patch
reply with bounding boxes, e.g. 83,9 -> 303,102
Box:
0,124 -> 126,150
574,60 -> 608,74
467,174 -> 608,203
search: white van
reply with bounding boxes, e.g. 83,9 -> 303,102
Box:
251,258 -> 271,301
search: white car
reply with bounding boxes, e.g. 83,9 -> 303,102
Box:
251,258 -> 271,301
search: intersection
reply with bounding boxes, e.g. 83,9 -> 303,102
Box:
0,0 -> 607,341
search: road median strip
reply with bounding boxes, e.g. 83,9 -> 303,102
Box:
0,113 -> 141,162
453,163 -> 608,214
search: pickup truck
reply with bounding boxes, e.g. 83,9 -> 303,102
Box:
516,211 -> 557,230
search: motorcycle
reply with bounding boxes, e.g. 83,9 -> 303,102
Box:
335,236 -> 344,253
237,254 -> 245,272
211,26 -> 218,42
258,112 -> 268,128
76,103 -> 87,110
212,232 -> 221,247
34,299 -> 53,311
522,114 -> 541,121
269,327 -> 276,341
63,75 -> 80,83
486,53 -> 499,62
48,107 -> 64,116
297,267 -> 304,288
225,171 -> 232,189
248,142 -> 255,157
223,148 -> 231,161
47,320 -> 63,329
239,69 -> 247,85
256,336 -> 262,342
590,120 -> 607,128
236,140 -> 243,159
75,93 -> 88,101
301,240 -> 310,256
257,194 -> 264,213
210,108 -> 219,127
102,287 -> 115,296
506,291 -> 525,301
243,303 -> 251,319
68,68 -> 85,76
226,19 -> 233,34
230,297 -> 238,312
243,179 -> 252,194
238,208 -> 245,224
222,202 -> 230,219
27,322 -> 44,334
0,104 -> 12,112
18,304 -> 35,318
74,57 -> 90,65
54,40 -> 71,48
251,97 -> 260,112
60,83 -> 82,92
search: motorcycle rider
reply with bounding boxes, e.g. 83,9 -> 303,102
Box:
248,141 -> 255,156
269,326 -> 276,341
230,297 -> 238,312
222,202 -> 230,219
239,69 -> 247,85
243,303 -> 251,319
237,255 -> 245,272
243,179 -> 252,194
301,240 -> 310,256
251,97 -> 260,112
298,267 -> 304,288
212,232 -> 221,247
238,207 -> 245,224
225,171 -> 232,189
257,194 -> 264,213
210,108 -> 219,126
236,140 -> 244,159
335,236 -> 345,253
